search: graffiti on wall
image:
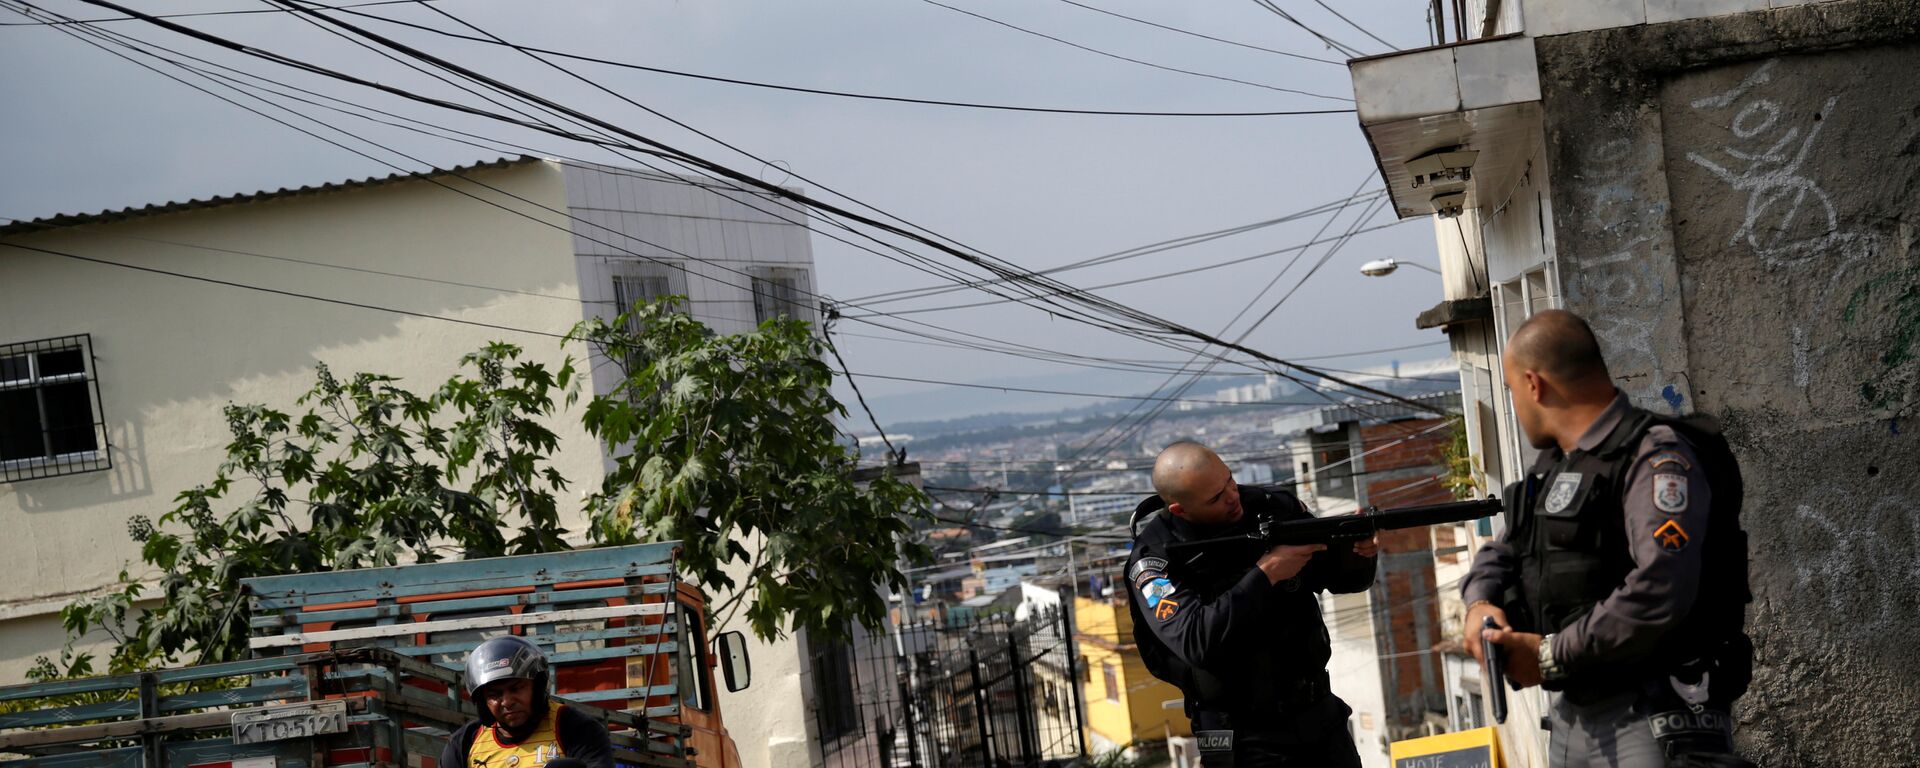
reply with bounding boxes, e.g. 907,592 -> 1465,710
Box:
1568,135 -> 1685,410
1684,60 -> 1845,268
1788,493 -> 1920,628
1680,57 -> 1919,417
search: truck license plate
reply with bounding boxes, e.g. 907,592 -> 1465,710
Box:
230,699 -> 349,745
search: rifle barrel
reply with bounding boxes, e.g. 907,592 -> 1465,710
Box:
1368,497 -> 1502,531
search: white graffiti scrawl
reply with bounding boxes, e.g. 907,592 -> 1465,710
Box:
1685,59 -> 1843,268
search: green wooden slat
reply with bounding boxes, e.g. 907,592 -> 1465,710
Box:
160,682 -> 306,712
244,543 -> 676,607
0,655 -> 306,702
0,699 -> 137,729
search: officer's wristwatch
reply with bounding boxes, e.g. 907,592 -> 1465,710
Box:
1537,633 -> 1567,683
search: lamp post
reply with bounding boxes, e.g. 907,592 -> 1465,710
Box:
1359,258 -> 1442,277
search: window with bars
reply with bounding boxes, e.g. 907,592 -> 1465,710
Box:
1102,662 -> 1119,703
609,261 -> 685,329
1,334 -> 110,482
751,267 -> 811,325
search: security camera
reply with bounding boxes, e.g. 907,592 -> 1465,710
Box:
1406,147 -> 1479,189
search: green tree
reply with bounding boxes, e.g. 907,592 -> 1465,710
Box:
52,301 -> 929,678
570,299 -> 930,642
60,342 -> 575,671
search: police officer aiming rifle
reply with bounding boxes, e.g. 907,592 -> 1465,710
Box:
1125,441 -> 1378,767
1462,310 -> 1753,768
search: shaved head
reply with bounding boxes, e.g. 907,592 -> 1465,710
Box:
1502,309 -> 1622,451
1507,309 -> 1611,389
1153,441 -> 1224,505
1153,441 -> 1244,526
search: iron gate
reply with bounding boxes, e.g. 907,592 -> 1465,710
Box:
813,607 -> 1087,768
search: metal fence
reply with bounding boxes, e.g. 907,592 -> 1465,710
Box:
813,607 -> 1087,768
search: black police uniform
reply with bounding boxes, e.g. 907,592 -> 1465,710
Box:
1462,393 -> 1752,768
1125,484 -> 1376,767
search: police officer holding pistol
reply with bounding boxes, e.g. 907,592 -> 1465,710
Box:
1462,310 -> 1753,768
1125,441 -> 1378,767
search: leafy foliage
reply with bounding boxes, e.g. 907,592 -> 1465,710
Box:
570,299 -> 931,642
50,302 -> 929,680
1438,414 -> 1482,499
60,343 -> 575,670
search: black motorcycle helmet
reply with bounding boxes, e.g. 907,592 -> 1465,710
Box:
462,635 -> 551,726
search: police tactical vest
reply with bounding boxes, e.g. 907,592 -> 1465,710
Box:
1505,407 -> 1751,672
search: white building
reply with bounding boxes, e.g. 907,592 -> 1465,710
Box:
0,156 -> 821,768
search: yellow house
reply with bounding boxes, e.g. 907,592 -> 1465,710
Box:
1074,595 -> 1192,753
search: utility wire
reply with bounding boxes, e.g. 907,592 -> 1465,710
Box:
70,0 -> 1444,420
843,191 -> 1393,307
250,0 -> 1356,118
0,237 -> 1308,419
841,219 -> 1410,318
16,0 -> 1066,365
828,371 -> 1358,408
917,0 -> 1352,102
1248,0 -> 1364,58
0,0 -> 425,25
825,324 -> 902,465
1050,0 -> 1342,65
295,0 -> 1282,368
1309,0 -> 1398,51
1063,173 -> 1383,466
7,3 -> 860,320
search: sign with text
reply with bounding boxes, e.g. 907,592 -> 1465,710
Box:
1389,727 -> 1502,768
230,699 -> 348,745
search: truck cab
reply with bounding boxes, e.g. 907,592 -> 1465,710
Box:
0,542 -> 750,768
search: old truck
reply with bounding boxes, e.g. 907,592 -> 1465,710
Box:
0,542 -> 753,768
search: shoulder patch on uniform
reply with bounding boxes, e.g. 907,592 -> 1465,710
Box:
1648,451 -> 1692,472
1653,473 -> 1688,513
1654,519 -> 1691,552
1140,577 -> 1176,608
1153,597 -> 1181,621
1544,472 -> 1583,514
1128,556 -> 1168,585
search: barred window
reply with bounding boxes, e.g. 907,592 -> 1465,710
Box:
1,334 -> 109,482
751,267 -> 811,325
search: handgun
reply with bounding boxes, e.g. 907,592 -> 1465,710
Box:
1482,615 -> 1508,724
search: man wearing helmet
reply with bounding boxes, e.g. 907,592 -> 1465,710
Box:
439,635 -> 615,768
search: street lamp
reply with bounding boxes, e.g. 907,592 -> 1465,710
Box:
1359,258 -> 1442,277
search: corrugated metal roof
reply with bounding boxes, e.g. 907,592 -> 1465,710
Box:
0,156 -> 543,238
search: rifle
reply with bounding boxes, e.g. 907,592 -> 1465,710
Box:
1164,497 -> 1501,554
1483,615 -> 1509,724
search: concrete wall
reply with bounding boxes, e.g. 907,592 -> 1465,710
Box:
1534,2 -> 1920,762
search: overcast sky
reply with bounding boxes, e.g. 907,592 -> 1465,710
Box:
0,0 -> 1451,425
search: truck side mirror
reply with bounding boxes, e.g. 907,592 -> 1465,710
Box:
716,631 -> 752,692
